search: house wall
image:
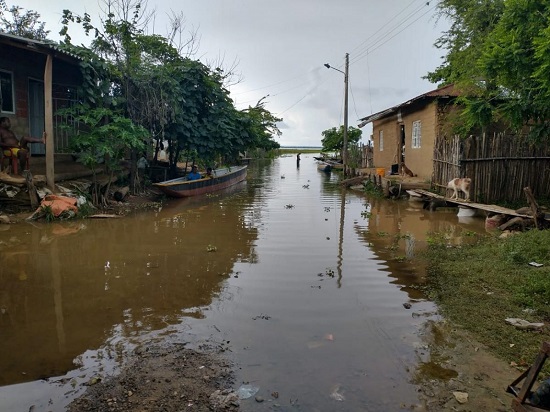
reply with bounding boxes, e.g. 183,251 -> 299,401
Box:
371,101 -> 439,180
400,102 -> 437,180
372,116 -> 400,175
0,44 -> 81,140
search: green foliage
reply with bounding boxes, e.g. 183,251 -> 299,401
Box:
61,2 -> 281,174
59,106 -> 146,205
362,179 -> 382,197
0,0 -> 49,40
64,107 -> 146,169
430,0 -> 550,138
321,126 -> 362,155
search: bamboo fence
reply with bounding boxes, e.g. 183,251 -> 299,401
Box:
433,133 -> 550,203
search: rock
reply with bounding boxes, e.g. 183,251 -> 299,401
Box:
505,318 -> 545,331
0,215 -> 10,224
453,391 -> 468,404
209,389 -> 239,409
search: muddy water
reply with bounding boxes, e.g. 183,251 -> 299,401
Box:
0,155 -> 487,411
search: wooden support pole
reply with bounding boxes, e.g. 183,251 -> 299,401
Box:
23,170 -> 39,209
44,53 -> 55,190
523,187 -> 546,229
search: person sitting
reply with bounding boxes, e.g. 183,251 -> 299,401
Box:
206,167 -> 214,178
0,116 -> 46,173
187,165 -> 202,181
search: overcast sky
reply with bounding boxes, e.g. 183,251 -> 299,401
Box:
15,0 -> 449,147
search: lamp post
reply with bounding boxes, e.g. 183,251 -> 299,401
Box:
324,53 -> 349,177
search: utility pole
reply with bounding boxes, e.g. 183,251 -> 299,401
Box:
343,53 -> 349,177
324,54 -> 350,176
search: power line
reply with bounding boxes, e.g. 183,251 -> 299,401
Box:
349,0 -> 423,56
244,1 -> 438,118
350,1 -> 433,66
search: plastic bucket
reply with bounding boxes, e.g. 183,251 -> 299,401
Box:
376,167 -> 385,177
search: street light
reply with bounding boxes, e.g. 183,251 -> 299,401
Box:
324,53 -> 349,177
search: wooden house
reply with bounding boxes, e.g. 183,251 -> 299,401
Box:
358,84 -> 459,180
0,32 -> 83,187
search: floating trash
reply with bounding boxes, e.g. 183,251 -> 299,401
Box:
237,384 -> 260,399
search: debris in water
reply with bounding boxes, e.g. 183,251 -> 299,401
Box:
330,384 -> 345,401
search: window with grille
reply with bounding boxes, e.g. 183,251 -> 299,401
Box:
0,71 -> 15,113
412,120 -> 421,148
379,130 -> 384,151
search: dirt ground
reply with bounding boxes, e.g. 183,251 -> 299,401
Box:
66,342 -> 239,412
414,320 -> 519,411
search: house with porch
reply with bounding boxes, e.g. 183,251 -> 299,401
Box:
0,32 -> 82,187
358,84 -> 459,180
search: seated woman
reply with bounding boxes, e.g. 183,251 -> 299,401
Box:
187,165 -> 202,181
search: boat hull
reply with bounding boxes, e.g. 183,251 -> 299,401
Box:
154,166 -> 248,198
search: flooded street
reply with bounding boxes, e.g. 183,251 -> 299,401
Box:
0,154 -> 488,411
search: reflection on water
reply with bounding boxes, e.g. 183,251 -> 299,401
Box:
0,154 -> 489,411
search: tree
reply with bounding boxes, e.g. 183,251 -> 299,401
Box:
0,0 -> 49,40
481,0 -> 550,138
427,0 -> 505,135
321,126 -> 362,156
429,0 -> 550,139
59,107 -> 146,207
60,0 -> 282,181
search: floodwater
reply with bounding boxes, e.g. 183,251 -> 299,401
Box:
0,154 -> 488,411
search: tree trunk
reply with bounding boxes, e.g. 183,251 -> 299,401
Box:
114,186 -> 130,201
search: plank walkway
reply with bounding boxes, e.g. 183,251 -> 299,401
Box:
411,189 -> 533,218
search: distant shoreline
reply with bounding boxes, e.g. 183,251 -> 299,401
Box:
278,146 -> 321,154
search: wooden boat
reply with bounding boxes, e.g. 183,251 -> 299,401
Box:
323,159 -> 344,169
317,162 -> 332,173
153,165 -> 247,198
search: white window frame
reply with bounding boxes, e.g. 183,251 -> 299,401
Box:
411,120 -> 421,148
379,130 -> 384,151
0,70 -> 15,114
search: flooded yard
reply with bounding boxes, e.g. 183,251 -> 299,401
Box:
0,154 -> 493,411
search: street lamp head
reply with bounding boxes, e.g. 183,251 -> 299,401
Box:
324,63 -> 331,69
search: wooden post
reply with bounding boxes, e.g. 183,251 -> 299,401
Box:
523,187 -> 546,229
384,180 -> 390,198
23,170 -> 39,209
44,54 -> 55,190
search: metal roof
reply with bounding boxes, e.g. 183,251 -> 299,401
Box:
0,32 -> 82,62
358,83 -> 458,128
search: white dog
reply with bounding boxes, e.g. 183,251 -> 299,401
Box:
447,177 -> 471,200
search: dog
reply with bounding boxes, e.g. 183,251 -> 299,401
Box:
400,162 -> 417,177
447,177 -> 471,201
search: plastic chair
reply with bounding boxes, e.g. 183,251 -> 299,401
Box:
1,148 -> 29,175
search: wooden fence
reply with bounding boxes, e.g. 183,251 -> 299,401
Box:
433,133 -> 550,203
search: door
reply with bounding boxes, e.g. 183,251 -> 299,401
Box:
28,79 -> 45,155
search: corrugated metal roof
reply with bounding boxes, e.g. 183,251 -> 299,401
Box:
358,83 -> 458,128
0,32 -> 82,61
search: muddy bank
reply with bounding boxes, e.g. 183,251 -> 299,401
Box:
67,342 -> 238,412
415,320 -> 515,411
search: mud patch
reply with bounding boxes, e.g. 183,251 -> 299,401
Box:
415,320 -> 518,411
67,343 -> 238,412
